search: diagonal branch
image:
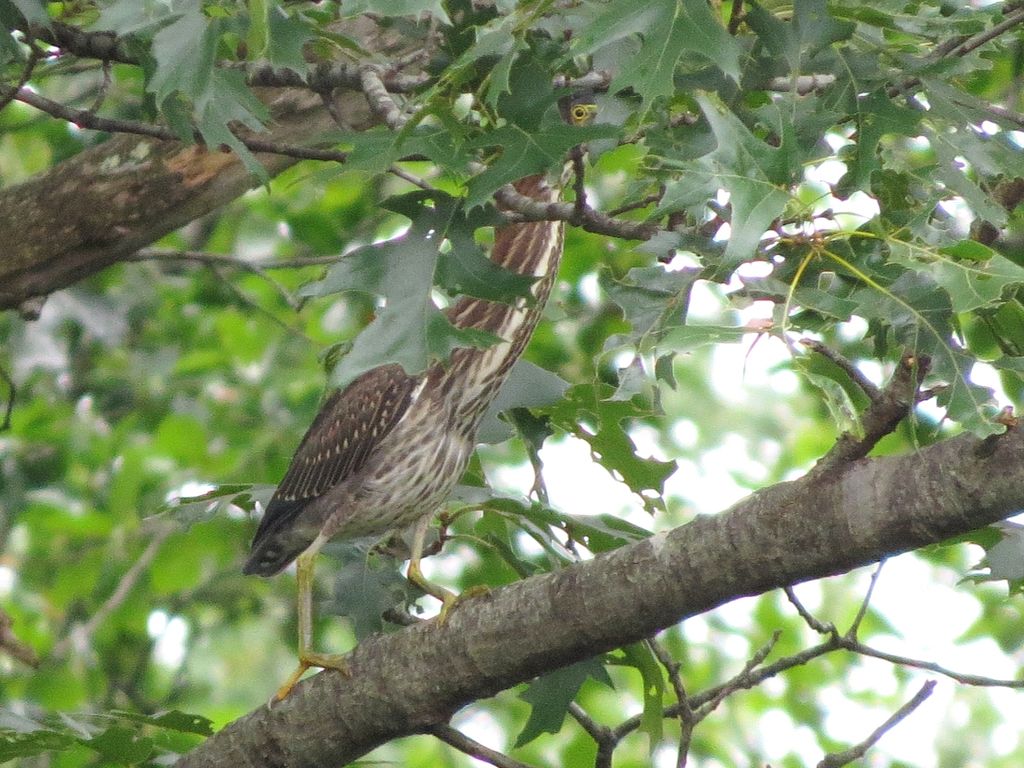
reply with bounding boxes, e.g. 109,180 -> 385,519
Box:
817,681 -> 936,768
805,349 -> 929,478
175,425 -> 1024,767
1,86 -> 351,165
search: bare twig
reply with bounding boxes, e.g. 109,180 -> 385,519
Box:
839,638 -> 1024,688
889,7 -> 1024,97
0,364 -> 14,432
388,164 -> 435,191
359,65 -> 409,131
606,191 -> 663,218
0,607 -> 39,668
568,701 -> 614,747
784,586 -> 835,636
847,561 -> 884,638
429,724 -> 537,768
807,352 -> 929,478
692,631 -> 780,720
800,339 -> 881,402
647,638 -> 696,768
51,525 -> 174,659
0,43 -> 41,113
128,248 -> 340,271
727,0 -> 744,35
817,681 -> 936,768
496,184 -> 659,241
1,86 -> 350,164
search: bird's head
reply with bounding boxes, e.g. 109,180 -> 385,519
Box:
559,91 -> 598,127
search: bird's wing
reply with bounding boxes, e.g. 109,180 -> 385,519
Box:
245,364 -> 416,573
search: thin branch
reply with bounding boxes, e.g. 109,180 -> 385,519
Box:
31,22 -> 431,94
388,164 -> 435,191
0,364 -> 14,432
889,7 -> 1024,97
606,191 -> 663,218
1,86 -> 350,164
846,561 -> 884,639
429,724 -> 537,768
496,184 -> 659,241
568,702 -> 614,747
0,606 -> 39,668
129,248 -> 340,270
51,525 -> 174,659
944,8 -> 1024,59
647,638 -> 696,768
0,43 -> 41,112
784,586 -> 835,636
359,65 -> 409,131
727,0 -> 744,35
807,352 -> 929,478
691,631 -> 780,721
817,680 -> 936,768
124,248 -> 334,310
838,638 -> 1024,688
800,339 -> 881,402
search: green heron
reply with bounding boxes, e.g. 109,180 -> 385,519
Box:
244,95 -> 597,699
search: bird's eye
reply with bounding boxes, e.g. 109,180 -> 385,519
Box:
571,104 -> 594,124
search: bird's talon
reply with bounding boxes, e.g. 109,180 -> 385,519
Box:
437,584 -> 490,624
274,653 -> 351,701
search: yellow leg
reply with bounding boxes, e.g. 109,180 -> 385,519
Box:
406,514 -> 488,623
275,535 -> 351,701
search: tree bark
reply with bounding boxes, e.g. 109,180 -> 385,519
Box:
0,17 -> 413,312
176,425 -> 1024,768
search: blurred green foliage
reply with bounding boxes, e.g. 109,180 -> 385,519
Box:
1,0 -> 1024,766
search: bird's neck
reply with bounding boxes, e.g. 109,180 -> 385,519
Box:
434,174 -> 565,424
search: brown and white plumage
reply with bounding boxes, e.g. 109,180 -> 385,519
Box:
243,173 -> 565,578
244,95 -> 594,698
244,365 -> 417,575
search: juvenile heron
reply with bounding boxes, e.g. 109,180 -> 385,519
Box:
244,94 -> 597,699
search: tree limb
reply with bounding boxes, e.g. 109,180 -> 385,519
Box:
175,424 -> 1024,767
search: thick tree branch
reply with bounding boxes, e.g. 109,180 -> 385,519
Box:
176,425 -> 1024,767
0,17 -> 422,311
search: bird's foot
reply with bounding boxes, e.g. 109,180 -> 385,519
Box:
436,584 -> 490,624
274,651 -> 351,702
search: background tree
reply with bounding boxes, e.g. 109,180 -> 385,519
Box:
2,1 -> 1024,766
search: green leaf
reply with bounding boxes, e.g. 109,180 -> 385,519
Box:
853,269 -> 999,435
465,121 -> 618,208
745,0 -> 854,72
303,191 -> 519,387
966,522 -> 1024,592
5,0 -> 48,26
549,385 -> 675,509
891,240 -> 1024,314
84,726 -> 154,765
573,0 -> 741,110
264,5 -> 312,72
478,359 -> 569,443
341,0 -> 450,25
616,643 -> 664,752
515,659 -> 613,746
157,484 -> 275,528
246,0 -> 270,59
147,9 -> 269,179
601,265 -> 699,348
836,91 -> 921,196
329,543 -> 411,637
